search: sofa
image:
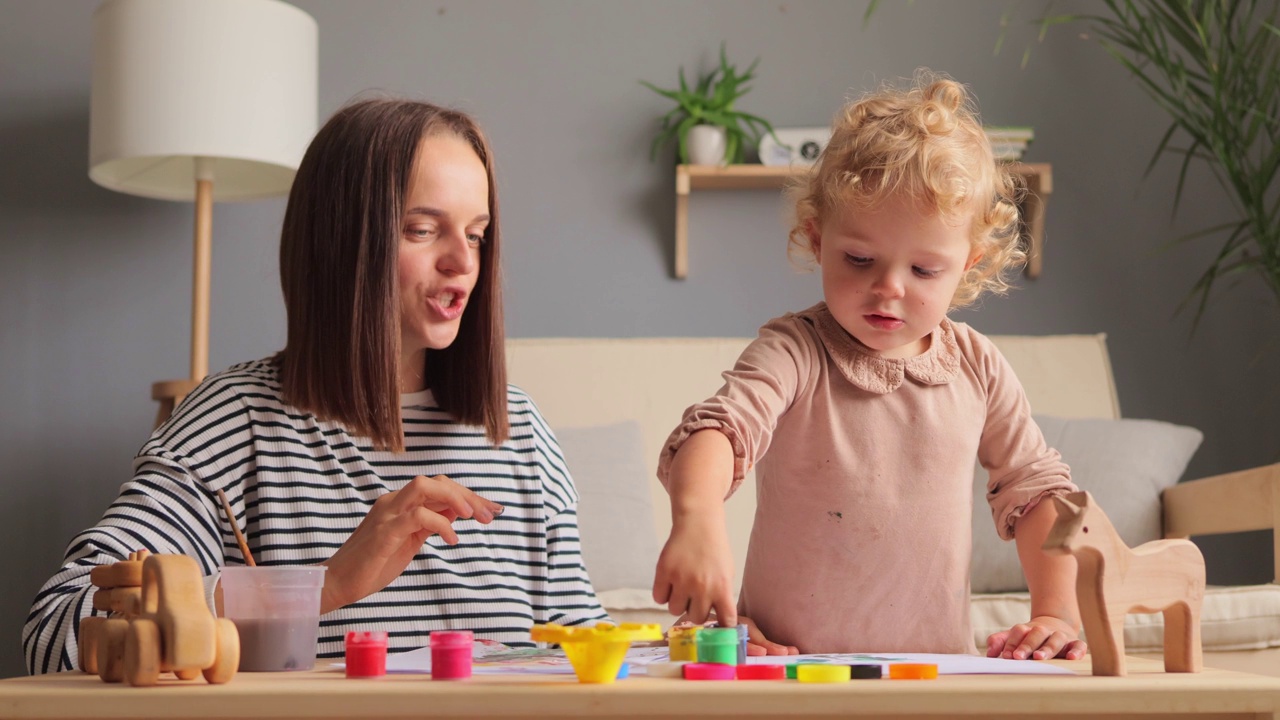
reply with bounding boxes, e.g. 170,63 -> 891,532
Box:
506,333 -> 1280,676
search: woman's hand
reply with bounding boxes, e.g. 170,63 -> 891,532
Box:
652,514 -> 737,625
986,615 -> 1086,660
320,475 -> 503,613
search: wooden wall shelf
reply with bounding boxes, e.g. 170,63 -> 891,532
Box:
673,162 -> 1052,280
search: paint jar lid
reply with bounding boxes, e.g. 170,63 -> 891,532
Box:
345,630 -> 388,647
683,662 -> 737,680
646,661 -> 688,678
736,664 -> 786,680
429,630 -> 474,649
696,627 -> 738,645
888,663 -> 938,679
797,664 -> 851,683
849,663 -> 882,679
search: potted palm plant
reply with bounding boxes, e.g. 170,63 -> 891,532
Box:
867,0 -> 1280,326
1060,0 -> 1280,328
641,44 -> 781,166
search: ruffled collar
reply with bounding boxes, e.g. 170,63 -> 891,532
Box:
805,303 -> 961,394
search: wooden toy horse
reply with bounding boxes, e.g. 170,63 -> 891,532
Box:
1042,491 -> 1205,677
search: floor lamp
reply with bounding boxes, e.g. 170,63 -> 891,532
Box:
88,0 -> 317,428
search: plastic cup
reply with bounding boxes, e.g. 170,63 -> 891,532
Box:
220,566 -> 326,672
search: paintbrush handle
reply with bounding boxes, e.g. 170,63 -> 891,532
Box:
216,489 -> 257,567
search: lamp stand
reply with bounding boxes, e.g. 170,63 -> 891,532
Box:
151,160 -> 214,429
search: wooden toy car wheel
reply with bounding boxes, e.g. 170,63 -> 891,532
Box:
96,619 -> 129,683
124,618 -> 161,687
173,667 -> 200,681
78,616 -> 105,674
202,618 -> 239,684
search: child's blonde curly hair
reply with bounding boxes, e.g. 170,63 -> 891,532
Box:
787,72 -> 1024,308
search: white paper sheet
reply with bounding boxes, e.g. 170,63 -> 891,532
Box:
741,652 -> 1075,676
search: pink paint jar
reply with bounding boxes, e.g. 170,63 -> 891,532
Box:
430,631 -> 473,680
344,631 -> 388,678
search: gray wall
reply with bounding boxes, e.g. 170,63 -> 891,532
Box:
1,0 -> 1276,678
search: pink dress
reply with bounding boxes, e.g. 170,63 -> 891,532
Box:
658,303 -> 1076,654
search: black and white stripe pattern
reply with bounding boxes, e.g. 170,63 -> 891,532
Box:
23,358 -> 607,675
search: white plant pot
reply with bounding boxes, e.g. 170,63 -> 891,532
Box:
686,124 -> 727,166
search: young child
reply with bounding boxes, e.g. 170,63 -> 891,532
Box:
652,73 -> 1086,662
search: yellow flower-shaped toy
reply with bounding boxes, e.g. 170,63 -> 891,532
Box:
530,622 -> 662,684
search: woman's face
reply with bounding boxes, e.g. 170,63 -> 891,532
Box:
397,132 -> 489,356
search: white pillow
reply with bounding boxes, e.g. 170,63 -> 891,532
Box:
554,421 -> 661,594
970,416 -> 1203,593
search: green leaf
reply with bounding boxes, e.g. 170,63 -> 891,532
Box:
640,42 -> 780,164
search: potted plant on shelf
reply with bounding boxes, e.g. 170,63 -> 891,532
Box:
640,44 -> 781,166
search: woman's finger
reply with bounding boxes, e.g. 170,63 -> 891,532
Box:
417,475 -> 477,519
400,506 -> 458,546
454,485 -> 502,523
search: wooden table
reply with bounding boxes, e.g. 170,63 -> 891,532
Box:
3,657 -> 1279,720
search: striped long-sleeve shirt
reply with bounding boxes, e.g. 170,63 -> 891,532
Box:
23,357 -> 608,675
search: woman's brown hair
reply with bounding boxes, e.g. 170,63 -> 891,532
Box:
278,98 -> 507,450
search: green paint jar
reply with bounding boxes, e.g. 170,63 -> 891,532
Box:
695,627 -> 738,665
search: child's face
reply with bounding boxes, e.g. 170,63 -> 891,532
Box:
397,133 -> 489,356
812,193 -> 979,359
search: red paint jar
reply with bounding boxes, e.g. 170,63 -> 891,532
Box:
430,631 -> 473,680
344,631 -> 388,678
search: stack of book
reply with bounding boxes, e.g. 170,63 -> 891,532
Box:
985,126 -> 1034,162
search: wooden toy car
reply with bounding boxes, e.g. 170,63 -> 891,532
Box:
80,552 -> 239,685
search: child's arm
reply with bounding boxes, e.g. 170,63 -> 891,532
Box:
652,317 -> 815,638
652,429 -> 738,625
987,499 -> 1087,660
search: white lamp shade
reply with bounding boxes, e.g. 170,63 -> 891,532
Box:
90,0 -> 318,201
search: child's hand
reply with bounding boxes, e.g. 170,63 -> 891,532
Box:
670,613 -> 799,656
740,615 -> 800,656
652,516 -> 736,625
986,615 -> 1086,660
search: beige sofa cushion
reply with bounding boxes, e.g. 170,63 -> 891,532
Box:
971,415 -> 1204,593
971,585 -> 1280,653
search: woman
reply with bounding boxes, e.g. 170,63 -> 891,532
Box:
24,99 -> 607,674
